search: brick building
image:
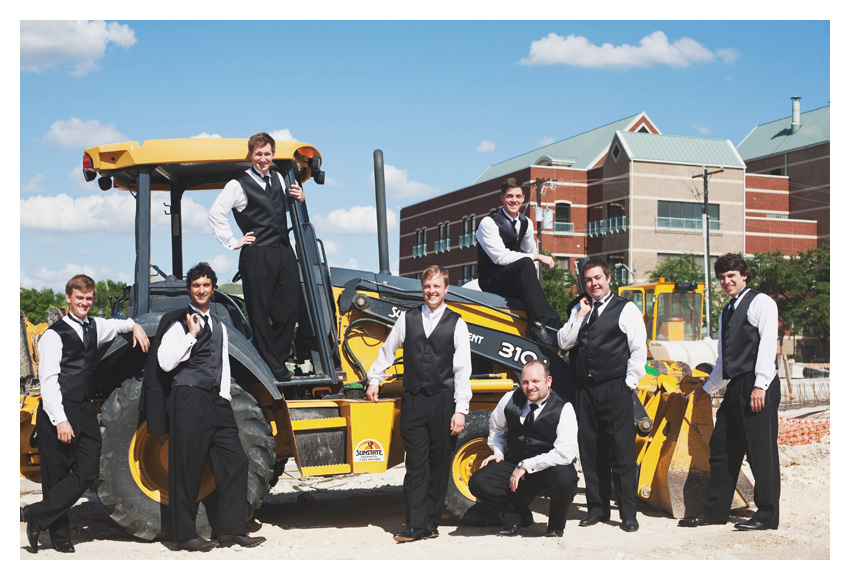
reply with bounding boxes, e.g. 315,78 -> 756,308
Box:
399,109 -> 820,286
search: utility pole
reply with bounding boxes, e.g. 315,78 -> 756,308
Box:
692,166 -> 723,337
533,178 -> 546,286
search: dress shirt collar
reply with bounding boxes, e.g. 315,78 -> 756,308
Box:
499,207 -> 521,227
593,292 -> 614,308
189,303 -> 211,318
67,312 -> 90,325
250,166 -> 270,180
529,392 -> 551,411
421,303 -> 447,318
729,286 -> 750,303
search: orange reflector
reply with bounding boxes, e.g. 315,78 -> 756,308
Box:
296,147 -> 315,158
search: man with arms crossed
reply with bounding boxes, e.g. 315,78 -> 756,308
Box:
21,274 -> 149,553
557,258 -> 646,532
366,265 -> 472,542
679,253 -> 781,531
209,132 -> 305,382
469,360 -> 579,537
476,177 -> 561,347
149,262 -> 265,551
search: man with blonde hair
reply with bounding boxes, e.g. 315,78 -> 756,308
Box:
21,274 -> 149,553
366,265 -> 472,542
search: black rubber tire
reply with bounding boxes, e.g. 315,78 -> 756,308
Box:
97,375 -> 275,540
444,410 -> 500,526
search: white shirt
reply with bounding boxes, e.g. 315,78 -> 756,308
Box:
366,303 -> 472,414
488,390 -> 578,474
157,304 -> 232,400
557,292 -> 648,388
208,168 -> 291,250
704,287 -> 779,392
37,314 -> 137,425
475,209 -> 537,266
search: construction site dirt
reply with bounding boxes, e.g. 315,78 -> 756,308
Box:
19,407 -> 829,562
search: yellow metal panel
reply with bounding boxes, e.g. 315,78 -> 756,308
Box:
299,464 -> 351,476
290,417 -> 347,431
340,400 -> 395,474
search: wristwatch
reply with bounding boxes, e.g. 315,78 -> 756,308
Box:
517,461 -> 526,471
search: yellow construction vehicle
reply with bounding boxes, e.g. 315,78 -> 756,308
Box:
20,138 -> 751,538
619,278 -> 718,373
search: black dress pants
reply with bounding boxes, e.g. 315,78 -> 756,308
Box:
577,377 -> 637,521
166,386 -> 249,541
399,389 -> 456,531
30,400 -> 101,544
479,257 -> 560,328
701,374 -> 781,527
469,459 -> 578,531
239,242 -> 300,378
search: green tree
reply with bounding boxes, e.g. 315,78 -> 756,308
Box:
748,246 -> 829,360
541,252 -> 579,323
20,288 -> 65,324
93,279 -> 130,317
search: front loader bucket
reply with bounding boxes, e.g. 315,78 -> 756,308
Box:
636,376 -> 754,518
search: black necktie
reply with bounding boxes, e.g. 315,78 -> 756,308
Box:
524,403 -> 538,428
203,315 -> 212,333
263,175 -> 272,196
588,301 -> 602,326
82,319 -> 93,349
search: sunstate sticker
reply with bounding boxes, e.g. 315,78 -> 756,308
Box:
354,439 -> 385,462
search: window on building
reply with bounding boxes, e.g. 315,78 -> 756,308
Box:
658,201 -> 718,220
607,202 -> 625,219
607,254 -> 627,286
612,144 -> 620,160
556,256 -> 570,271
555,203 -> 572,233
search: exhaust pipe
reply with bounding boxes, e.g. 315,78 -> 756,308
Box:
373,149 -> 391,275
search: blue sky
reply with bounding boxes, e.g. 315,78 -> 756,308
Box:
18,18 -> 831,292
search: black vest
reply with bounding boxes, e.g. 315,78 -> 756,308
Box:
721,289 -> 764,380
504,389 -> 566,464
477,209 -> 530,279
171,308 -> 224,390
51,318 -> 98,403
402,307 -> 460,395
232,170 -> 290,247
572,295 -> 631,384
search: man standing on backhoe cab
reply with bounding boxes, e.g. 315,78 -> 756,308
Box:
557,258 -> 646,533
21,274 -> 149,553
209,132 -> 305,382
365,265 -> 472,543
476,177 -> 561,348
679,253 -> 781,531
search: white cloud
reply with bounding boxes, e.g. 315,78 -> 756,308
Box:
208,254 -> 237,279
44,118 -> 126,149
270,129 -> 297,142
371,165 -> 439,199
322,240 -> 340,255
476,140 -> 496,153
20,192 -> 211,235
21,20 -> 137,76
313,206 -> 398,235
521,31 -> 734,69
322,176 -> 343,187
21,263 -> 133,293
692,123 -> 713,135
329,257 -> 362,270
537,136 -> 556,147
22,174 -> 45,193
191,132 -> 222,139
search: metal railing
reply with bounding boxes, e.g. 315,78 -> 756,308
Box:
587,216 -> 627,238
655,216 -> 723,234
433,239 -> 450,254
457,233 -> 477,249
412,244 -> 428,258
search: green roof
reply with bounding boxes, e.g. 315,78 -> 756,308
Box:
472,113 -> 650,184
737,104 -> 830,161
616,131 -> 745,169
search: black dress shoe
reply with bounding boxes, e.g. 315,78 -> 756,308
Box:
678,514 -> 727,528
734,519 -> 777,531
578,514 -> 609,527
176,537 -> 219,552
620,518 -> 639,532
426,527 -> 439,539
274,370 -> 293,382
218,534 -> 266,548
21,507 -> 42,552
53,541 -> 75,553
526,322 -> 559,349
393,528 -> 428,542
498,521 -> 523,536
545,529 -> 564,537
